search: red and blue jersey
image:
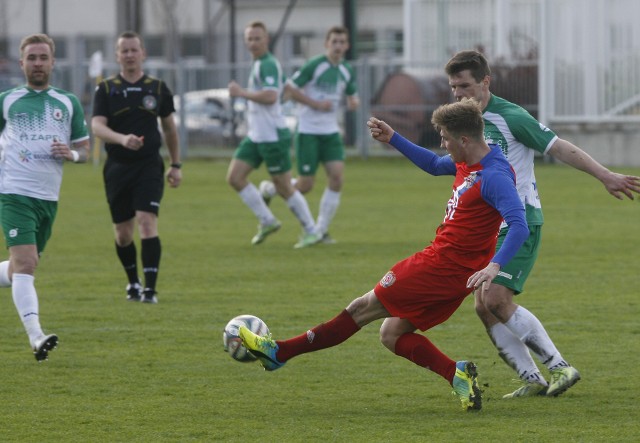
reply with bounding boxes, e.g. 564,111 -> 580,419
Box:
389,132 -> 528,271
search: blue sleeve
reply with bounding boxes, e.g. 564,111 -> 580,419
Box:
480,170 -> 529,267
389,132 -> 456,176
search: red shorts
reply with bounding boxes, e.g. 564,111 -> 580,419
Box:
374,247 -> 475,331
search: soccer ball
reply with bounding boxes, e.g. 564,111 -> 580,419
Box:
258,180 -> 276,200
223,314 -> 269,362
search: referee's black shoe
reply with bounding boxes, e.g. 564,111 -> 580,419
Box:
142,288 -> 158,304
126,283 -> 142,301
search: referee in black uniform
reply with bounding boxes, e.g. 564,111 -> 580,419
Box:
92,31 -> 182,304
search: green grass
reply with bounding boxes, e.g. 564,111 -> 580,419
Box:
0,157 -> 638,442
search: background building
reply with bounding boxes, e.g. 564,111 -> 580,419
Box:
1,0 -> 639,165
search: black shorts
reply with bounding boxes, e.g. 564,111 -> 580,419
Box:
103,155 -> 165,223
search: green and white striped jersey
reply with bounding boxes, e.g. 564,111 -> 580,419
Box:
0,86 -> 88,201
246,52 -> 288,142
483,94 -> 557,226
290,54 -> 357,134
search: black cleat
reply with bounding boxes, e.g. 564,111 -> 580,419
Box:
33,334 -> 58,362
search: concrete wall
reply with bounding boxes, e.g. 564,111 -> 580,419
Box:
552,123 -> 640,168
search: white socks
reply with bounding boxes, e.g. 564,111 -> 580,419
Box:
0,260 -> 11,287
12,273 -> 44,347
316,188 -> 340,236
489,322 -> 547,385
238,183 -> 278,226
286,190 -> 316,234
503,306 -> 568,373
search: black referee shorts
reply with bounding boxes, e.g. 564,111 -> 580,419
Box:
103,155 -> 165,223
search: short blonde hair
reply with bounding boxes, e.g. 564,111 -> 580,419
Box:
20,34 -> 55,58
431,98 -> 485,140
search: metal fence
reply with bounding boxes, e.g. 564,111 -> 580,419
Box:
6,0 -> 640,160
44,55 -> 539,159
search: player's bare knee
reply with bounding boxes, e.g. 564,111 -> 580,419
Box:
378,324 -> 397,352
296,178 -> 314,194
345,294 -> 367,318
345,291 -> 383,327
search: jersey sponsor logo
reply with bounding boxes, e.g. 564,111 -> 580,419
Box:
265,75 -> 275,85
18,149 -> 33,162
142,95 -> 157,110
538,122 -> 550,132
497,270 -> 513,280
18,148 -> 56,162
380,271 -> 396,288
20,133 -> 59,142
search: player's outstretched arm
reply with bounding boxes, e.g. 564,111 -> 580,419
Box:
548,138 -> 640,200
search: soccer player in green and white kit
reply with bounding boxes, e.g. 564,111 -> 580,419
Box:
261,26 -> 360,243
227,21 -> 320,249
445,50 -> 640,398
0,34 -> 90,361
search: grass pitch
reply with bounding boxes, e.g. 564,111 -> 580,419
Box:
0,157 -> 638,442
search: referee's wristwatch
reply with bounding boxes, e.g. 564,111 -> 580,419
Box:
170,162 -> 182,169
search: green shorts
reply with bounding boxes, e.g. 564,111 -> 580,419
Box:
234,128 -> 292,175
0,194 -> 58,254
493,224 -> 542,295
295,132 -> 345,176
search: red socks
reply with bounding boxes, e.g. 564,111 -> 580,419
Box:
276,309 -> 360,363
274,310 -> 456,385
394,332 -> 457,384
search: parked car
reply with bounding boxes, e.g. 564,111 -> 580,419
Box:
174,88 -> 247,145
174,88 -> 298,146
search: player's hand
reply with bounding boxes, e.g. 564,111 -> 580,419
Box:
122,134 -> 144,151
50,138 -> 73,161
367,117 -> 394,143
314,100 -> 333,112
601,171 -> 640,200
166,168 -> 182,188
228,81 -> 243,98
467,262 -> 500,291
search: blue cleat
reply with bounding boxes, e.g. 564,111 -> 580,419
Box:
452,361 -> 482,411
238,325 -> 284,371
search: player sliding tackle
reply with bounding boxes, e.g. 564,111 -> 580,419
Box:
240,99 -> 529,411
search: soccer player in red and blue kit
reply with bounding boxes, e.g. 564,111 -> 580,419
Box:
239,99 -> 529,411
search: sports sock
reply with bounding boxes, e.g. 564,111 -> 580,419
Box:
394,332 -> 457,383
276,309 -> 360,362
141,237 -> 161,292
286,190 -> 316,234
504,306 -> 567,371
0,260 -> 11,287
316,188 -> 340,235
239,183 -> 277,226
12,273 -> 43,345
488,322 -> 547,385
116,242 -> 139,284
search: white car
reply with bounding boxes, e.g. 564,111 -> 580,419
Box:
173,88 -> 247,145
174,88 -> 297,145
